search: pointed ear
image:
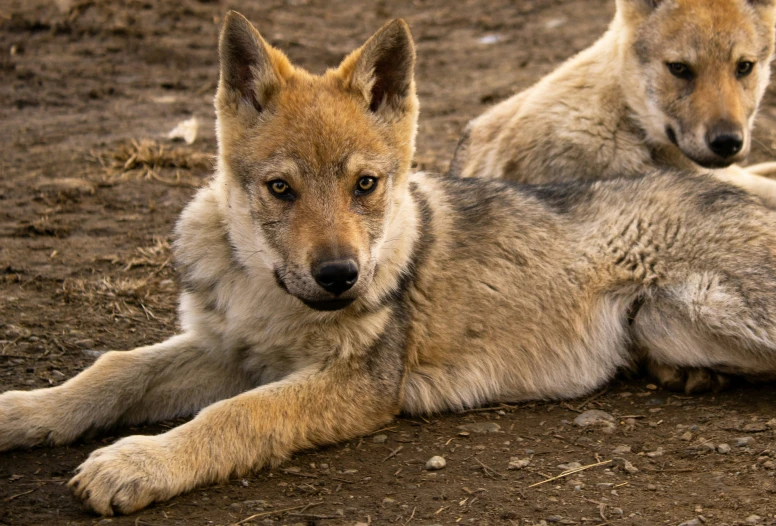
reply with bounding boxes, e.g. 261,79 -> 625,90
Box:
339,19 -> 416,119
216,11 -> 292,117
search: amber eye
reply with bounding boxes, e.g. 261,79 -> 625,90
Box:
737,61 -> 754,78
267,180 -> 295,201
355,176 -> 378,196
667,62 -> 693,80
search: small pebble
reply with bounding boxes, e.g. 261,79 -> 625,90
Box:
508,457 -> 531,470
647,447 -> 664,458
623,460 -> 639,475
680,431 -> 693,441
746,515 -> 763,525
457,422 -> 501,434
557,462 -> 583,471
425,456 -> 446,470
382,497 -> 396,506
574,410 -> 615,427
736,436 -> 755,447
763,460 -> 776,470
717,443 -> 731,454
647,484 -> 657,491
646,384 -> 658,390
612,445 -> 631,455
744,422 -> 768,433
372,434 -> 388,444
678,519 -> 703,526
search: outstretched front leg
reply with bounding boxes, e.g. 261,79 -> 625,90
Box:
68,351 -> 402,515
0,333 -> 252,451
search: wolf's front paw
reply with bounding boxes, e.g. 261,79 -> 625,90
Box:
69,435 -> 185,516
0,390 -> 68,451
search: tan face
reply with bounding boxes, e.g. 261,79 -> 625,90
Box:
215,13 -> 418,311
228,83 -> 402,311
629,0 -> 775,167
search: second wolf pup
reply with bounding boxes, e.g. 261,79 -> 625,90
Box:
450,0 -> 776,206
4,12 -> 776,516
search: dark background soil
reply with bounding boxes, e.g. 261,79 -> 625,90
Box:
3,1 -> 776,525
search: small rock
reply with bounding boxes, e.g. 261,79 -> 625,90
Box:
557,462 -> 583,471
717,443 -> 731,454
647,484 -> 657,491
680,431 -> 693,441
766,418 -> 776,429
341,469 -> 358,475
508,457 -> 531,470
81,349 -> 107,359
596,483 -> 614,488
735,436 -> 755,447
612,445 -> 632,455
574,410 -> 615,427
647,447 -> 664,458
610,508 -> 624,516
623,460 -> 639,474
743,422 -> 768,433
678,520 -> 703,526
425,456 -> 446,470
243,500 -> 268,509
372,434 -> 388,444
763,460 -> 776,470
646,383 -> 658,390
457,422 -> 501,434
382,497 -> 396,506
545,516 -> 563,523
745,515 -> 763,525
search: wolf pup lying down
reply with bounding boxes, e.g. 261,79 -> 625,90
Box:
450,0 -> 776,207
5,12 -> 776,515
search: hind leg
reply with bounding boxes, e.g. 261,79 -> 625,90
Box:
631,271 -> 776,393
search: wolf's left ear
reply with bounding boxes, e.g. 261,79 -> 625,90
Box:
340,19 -> 416,119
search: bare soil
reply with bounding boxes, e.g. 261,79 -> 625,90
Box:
3,1 -> 776,525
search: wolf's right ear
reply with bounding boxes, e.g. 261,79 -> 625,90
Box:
217,11 -> 291,117
339,19 -> 417,120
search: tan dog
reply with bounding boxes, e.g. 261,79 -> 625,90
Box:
5,12 -> 776,516
450,0 -> 776,206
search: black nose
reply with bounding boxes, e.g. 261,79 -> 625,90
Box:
706,129 -> 743,159
313,260 -> 359,296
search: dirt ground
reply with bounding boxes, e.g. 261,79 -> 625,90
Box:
4,0 -> 776,524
